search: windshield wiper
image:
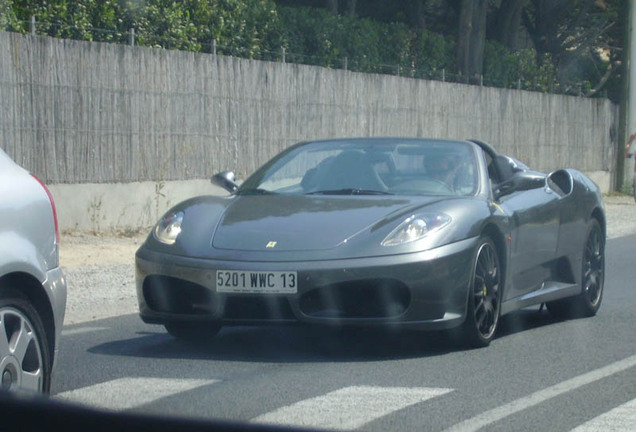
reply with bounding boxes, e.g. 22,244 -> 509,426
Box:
235,188 -> 277,196
306,188 -> 393,196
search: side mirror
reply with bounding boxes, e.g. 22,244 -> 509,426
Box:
211,171 -> 239,193
494,171 -> 544,199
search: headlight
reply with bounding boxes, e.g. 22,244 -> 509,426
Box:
153,211 -> 184,245
381,213 -> 451,246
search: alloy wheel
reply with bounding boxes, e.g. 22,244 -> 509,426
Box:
582,224 -> 604,309
471,241 -> 501,342
0,307 -> 44,392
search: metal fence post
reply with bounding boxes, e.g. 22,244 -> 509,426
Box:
212,39 -> 217,55
442,69 -> 445,82
30,16 -> 36,36
281,47 -> 286,63
129,28 -> 135,46
344,57 -> 348,71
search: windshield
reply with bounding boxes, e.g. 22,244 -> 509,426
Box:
238,139 -> 478,197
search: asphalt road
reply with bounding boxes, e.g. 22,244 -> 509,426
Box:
47,234 -> 636,432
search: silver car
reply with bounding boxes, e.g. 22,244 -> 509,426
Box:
0,148 -> 67,393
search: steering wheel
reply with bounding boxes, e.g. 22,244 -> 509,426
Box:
391,179 -> 453,195
425,178 -> 453,193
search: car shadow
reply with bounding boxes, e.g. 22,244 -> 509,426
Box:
497,306 -> 565,337
87,306 -> 566,362
88,325 -> 456,362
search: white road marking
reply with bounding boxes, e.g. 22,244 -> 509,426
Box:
61,326 -> 109,336
444,354 -> 636,432
251,385 -> 452,431
571,398 -> 636,431
55,377 -> 217,411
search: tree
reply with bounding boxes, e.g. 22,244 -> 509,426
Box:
522,0 -> 569,63
324,0 -> 356,16
523,0 -> 624,96
456,0 -> 489,81
345,0 -> 356,16
491,0 -> 529,50
326,0 -> 337,14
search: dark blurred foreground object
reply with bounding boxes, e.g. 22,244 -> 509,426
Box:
0,390 -> 315,432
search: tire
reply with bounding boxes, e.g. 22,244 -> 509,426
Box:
0,288 -> 51,394
164,322 -> 222,342
547,219 -> 604,318
460,238 -> 502,348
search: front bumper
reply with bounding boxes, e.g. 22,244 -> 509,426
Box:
135,237 -> 477,331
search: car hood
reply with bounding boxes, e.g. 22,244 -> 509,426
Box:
211,194 -> 432,252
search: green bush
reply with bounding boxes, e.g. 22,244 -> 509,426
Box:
620,182 -> 634,196
483,42 -> 559,92
411,29 -> 454,80
9,0 -> 102,40
2,0 -> 600,97
0,1 -> 14,31
6,0 -> 284,55
279,6 -> 445,76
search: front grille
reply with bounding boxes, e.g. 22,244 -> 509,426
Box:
143,275 -> 216,315
298,279 -> 410,319
223,296 -> 296,320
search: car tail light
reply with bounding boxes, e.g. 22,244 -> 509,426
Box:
30,174 -> 60,244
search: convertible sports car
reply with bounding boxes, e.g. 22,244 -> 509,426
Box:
135,137 -> 605,347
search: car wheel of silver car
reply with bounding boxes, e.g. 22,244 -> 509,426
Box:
165,322 -> 222,342
547,219 -> 604,318
0,289 -> 51,393
461,238 -> 501,348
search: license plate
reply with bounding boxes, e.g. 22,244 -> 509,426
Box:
216,270 -> 297,294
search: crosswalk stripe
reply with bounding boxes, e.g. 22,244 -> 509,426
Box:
443,353 -> 636,432
54,377 -> 218,411
571,398 -> 636,431
251,385 -> 453,431
61,326 -> 109,336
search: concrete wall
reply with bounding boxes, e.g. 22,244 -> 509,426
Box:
48,180 -> 228,233
0,31 -> 619,232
